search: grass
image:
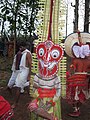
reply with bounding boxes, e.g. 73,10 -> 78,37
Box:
0,56 -> 12,87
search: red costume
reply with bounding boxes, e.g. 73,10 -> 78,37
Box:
65,31 -> 90,117
66,58 -> 90,104
0,96 -> 14,120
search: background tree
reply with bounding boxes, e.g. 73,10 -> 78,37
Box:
84,0 -> 90,32
0,0 -> 39,54
72,0 -> 79,32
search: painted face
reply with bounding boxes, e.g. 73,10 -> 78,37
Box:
36,40 -> 63,78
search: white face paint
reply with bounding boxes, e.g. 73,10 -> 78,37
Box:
39,59 -> 57,70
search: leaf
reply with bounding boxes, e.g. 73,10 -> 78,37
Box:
1,7 -> 6,13
6,9 -> 10,14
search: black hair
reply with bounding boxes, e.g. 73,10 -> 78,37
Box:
19,41 -> 27,47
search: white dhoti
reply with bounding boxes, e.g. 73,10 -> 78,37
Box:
15,49 -> 31,92
15,67 -> 29,92
7,70 -> 20,88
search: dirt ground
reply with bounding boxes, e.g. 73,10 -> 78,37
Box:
0,57 -> 90,120
61,97 -> 90,120
0,57 -> 31,120
0,87 -> 31,120
0,74 -> 90,120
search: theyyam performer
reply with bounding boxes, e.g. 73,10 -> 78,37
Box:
65,30 -> 90,117
28,40 -> 63,120
28,0 -> 64,119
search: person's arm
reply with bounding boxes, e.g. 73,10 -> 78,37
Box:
27,72 -> 30,81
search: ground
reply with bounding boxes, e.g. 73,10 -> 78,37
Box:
0,87 -> 31,120
0,56 -> 90,120
61,97 -> 90,120
0,57 -> 31,120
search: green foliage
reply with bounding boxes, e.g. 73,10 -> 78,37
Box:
0,0 -> 39,39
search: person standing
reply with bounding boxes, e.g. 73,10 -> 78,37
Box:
12,41 -> 32,108
66,57 -> 90,117
7,46 -> 22,94
65,31 -> 90,117
28,40 -> 63,120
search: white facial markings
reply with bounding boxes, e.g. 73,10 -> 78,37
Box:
39,59 -> 57,70
39,48 -> 44,56
51,49 -> 60,59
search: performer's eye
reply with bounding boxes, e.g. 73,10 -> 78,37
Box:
51,49 -> 60,59
39,48 -> 44,56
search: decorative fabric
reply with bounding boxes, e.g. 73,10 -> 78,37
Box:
1,109 -> 14,120
72,44 -> 90,58
28,40 -> 63,119
66,74 -> 88,104
34,74 -> 61,98
0,96 -> 14,120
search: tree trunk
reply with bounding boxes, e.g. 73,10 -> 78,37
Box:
73,0 -> 79,32
84,0 -> 90,32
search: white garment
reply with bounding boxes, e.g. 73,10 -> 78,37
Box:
15,49 -> 31,90
83,44 -> 90,57
15,67 -> 29,88
7,70 -> 20,88
20,49 -> 31,69
8,54 -> 20,88
73,44 -> 90,58
34,74 -> 61,97
73,46 -> 80,58
11,55 -> 16,71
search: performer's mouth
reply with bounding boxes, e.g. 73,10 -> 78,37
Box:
39,60 -> 56,70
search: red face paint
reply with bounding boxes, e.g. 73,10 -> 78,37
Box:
36,40 -> 63,78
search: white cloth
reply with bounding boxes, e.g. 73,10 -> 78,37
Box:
83,44 -> 90,57
15,49 -> 31,90
15,67 -> 29,88
73,45 -> 80,58
7,70 -> 20,88
20,49 -> 31,68
73,44 -> 90,58
8,54 -> 20,88
11,55 -> 16,71
34,74 -> 61,97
